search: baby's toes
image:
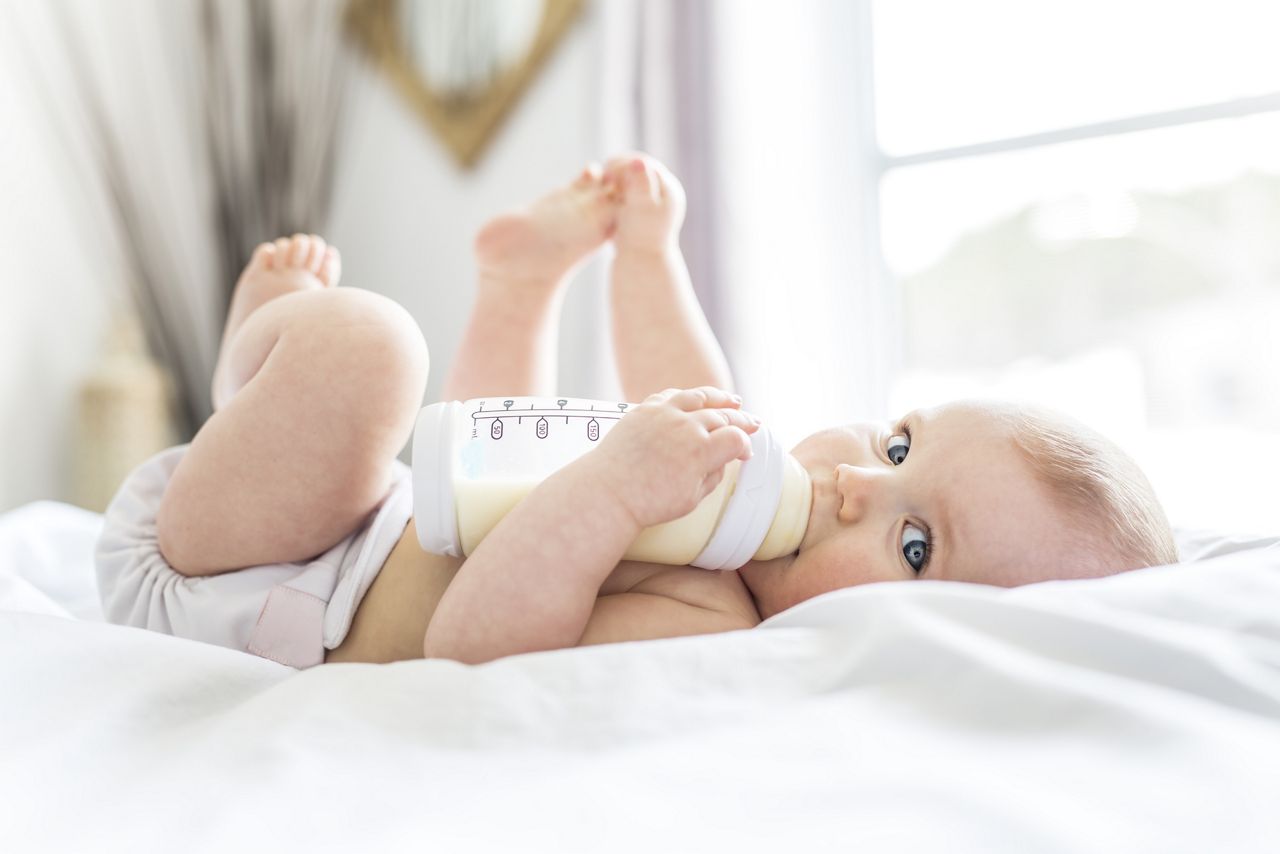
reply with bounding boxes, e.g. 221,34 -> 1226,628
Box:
303,234 -> 327,273
575,161 -> 603,188
603,154 -> 630,177
602,155 -> 632,191
273,236 -> 292,265
624,158 -> 660,204
650,160 -> 685,205
250,242 -> 277,272
283,233 -> 312,268
318,246 -> 342,287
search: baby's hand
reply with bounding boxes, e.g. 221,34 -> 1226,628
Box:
602,152 -> 687,251
587,387 -> 758,530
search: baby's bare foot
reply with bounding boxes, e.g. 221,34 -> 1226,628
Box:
603,153 -> 687,253
222,234 -> 341,340
213,234 -> 341,408
474,165 -> 616,283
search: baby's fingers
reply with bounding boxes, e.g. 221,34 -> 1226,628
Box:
664,386 -> 742,412
692,407 -> 759,435
704,424 -> 754,469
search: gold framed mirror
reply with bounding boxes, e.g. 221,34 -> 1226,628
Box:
346,0 -> 585,169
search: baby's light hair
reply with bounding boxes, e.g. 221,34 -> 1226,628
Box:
998,404 -> 1179,574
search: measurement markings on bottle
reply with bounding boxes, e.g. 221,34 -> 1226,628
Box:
469,401 -> 630,441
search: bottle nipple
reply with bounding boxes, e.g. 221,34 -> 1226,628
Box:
752,454 -> 812,560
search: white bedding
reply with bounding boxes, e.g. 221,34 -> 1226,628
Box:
2,500 -> 1279,853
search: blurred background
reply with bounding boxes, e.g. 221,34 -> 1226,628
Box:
1,0 -> 1276,534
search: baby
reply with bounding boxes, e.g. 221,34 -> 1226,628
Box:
95,153 -> 1177,668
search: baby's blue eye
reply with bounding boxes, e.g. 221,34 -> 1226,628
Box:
887,434 -> 909,465
902,524 -> 930,573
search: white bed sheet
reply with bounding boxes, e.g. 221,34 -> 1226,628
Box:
1,500 -> 1278,853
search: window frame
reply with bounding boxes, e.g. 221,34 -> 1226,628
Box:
859,2 -> 1280,383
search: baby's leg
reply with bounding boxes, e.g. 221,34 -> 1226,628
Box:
441,166 -> 616,400
156,235 -> 429,576
604,154 -> 734,401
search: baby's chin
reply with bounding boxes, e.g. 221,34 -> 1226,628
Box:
736,550 -> 799,615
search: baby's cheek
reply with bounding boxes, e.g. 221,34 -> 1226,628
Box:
835,534 -> 904,586
796,545 -> 875,600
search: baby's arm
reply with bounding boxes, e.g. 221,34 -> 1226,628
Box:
422,387 -> 757,664
422,455 -> 641,664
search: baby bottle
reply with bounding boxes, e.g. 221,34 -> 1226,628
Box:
411,396 -> 812,570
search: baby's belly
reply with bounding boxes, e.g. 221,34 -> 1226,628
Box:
324,516 -> 759,664
325,519 -> 460,664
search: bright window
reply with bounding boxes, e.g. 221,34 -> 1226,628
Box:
871,0 -> 1280,534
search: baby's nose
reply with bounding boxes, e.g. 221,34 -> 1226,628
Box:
835,463 -> 885,524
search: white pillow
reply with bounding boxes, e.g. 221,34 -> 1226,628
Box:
0,500 -> 105,620
1174,526 -> 1280,563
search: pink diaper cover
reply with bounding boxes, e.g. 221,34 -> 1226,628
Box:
94,445 -> 413,668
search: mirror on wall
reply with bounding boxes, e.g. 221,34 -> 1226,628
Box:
347,0 -> 584,168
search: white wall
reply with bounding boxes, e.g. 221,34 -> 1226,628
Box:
0,2 -> 617,512
328,1 -> 619,411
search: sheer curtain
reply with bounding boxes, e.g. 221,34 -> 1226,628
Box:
4,0 -> 350,439
598,0 -> 725,345
600,0 -> 889,446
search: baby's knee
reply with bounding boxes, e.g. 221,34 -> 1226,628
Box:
290,288 -> 429,386
352,292 -> 429,385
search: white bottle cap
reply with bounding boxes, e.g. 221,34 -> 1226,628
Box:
412,401 -> 464,556
690,425 -> 785,571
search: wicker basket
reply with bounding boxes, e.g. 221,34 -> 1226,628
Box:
75,311 -> 175,512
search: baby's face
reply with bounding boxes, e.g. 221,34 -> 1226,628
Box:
739,401 -> 1084,619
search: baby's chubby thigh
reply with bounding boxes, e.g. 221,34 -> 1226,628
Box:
158,288 -> 430,576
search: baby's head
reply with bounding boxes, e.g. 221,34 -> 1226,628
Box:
739,399 -> 1177,618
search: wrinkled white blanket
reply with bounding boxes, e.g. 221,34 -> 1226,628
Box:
1,501 -> 1278,853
